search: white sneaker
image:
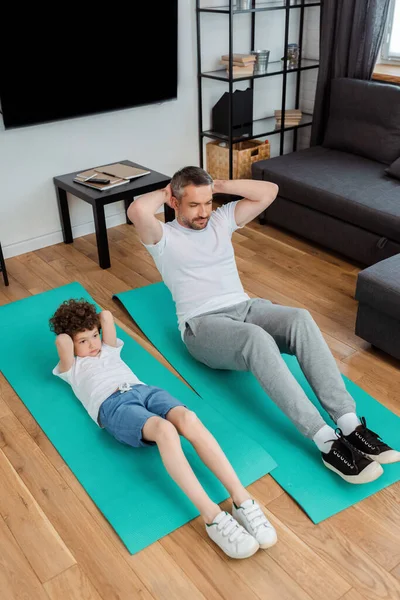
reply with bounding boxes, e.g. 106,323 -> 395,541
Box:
205,511 -> 259,559
232,499 -> 278,549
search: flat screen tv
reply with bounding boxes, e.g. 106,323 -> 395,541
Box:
0,5 -> 178,129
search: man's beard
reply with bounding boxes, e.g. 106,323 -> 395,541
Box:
179,214 -> 210,230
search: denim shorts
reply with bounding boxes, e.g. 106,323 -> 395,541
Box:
98,384 -> 185,448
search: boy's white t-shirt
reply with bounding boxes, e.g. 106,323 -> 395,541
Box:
144,200 -> 250,336
52,338 -> 143,425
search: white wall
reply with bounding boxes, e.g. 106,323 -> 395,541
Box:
0,0 -> 319,259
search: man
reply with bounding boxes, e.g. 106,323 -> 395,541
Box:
128,166 -> 399,489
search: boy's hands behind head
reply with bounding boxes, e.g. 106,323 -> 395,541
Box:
56,333 -> 74,349
55,333 -> 75,373
99,310 -> 114,325
99,310 -> 117,347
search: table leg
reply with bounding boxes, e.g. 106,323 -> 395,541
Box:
164,204 -> 175,223
56,187 -> 73,243
124,197 -> 133,224
92,204 -> 111,269
0,242 -> 9,286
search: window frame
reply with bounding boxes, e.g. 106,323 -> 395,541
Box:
381,0 -> 400,64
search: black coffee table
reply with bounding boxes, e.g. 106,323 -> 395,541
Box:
54,160 -> 174,269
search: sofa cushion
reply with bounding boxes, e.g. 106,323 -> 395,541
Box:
385,156 -> 400,181
252,146 -> 400,243
355,253 -> 400,321
322,78 -> 400,165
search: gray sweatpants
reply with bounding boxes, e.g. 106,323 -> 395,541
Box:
183,299 -> 356,439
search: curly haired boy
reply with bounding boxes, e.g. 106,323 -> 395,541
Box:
49,298 -> 277,558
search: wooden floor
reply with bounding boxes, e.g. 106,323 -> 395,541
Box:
1,216 -> 400,600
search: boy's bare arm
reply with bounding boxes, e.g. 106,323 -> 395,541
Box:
100,310 -> 117,347
56,334 -> 74,373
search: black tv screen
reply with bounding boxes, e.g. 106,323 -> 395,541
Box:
0,5 -> 178,129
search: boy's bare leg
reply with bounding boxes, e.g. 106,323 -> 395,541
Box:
166,407 -> 251,507
142,416 -> 221,524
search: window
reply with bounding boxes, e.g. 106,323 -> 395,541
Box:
381,0 -> 400,63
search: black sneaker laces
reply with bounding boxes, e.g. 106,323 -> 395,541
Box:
354,416 -> 384,450
327,429 -> 366,469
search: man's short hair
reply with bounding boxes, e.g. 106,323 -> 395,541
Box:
171,166 -> 213,201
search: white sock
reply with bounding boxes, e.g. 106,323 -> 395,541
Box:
336,413 -> 360,436
313,425 -> 337,453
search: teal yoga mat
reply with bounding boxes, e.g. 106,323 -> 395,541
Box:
0,283 -> 276,554
115,282 -> 400,523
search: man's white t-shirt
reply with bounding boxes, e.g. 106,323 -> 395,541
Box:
144,201 -> 250,336
52,339 -> 143,425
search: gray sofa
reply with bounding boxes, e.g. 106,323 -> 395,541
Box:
252,78 -> 400,359
355,253 -> 400,361
252,78 -> 400,266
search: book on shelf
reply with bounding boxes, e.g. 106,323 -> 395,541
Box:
275,116 -> 302,121
275,119 -> 302,125
73,163 -> 150,191
275,122 -> 302,129
221,53 -> 256,65
274,109 -> 302,117
226,65 -> 255,77
220,59 -> 255,67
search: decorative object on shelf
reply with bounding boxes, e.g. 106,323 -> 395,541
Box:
207,139 -> 270,180
281,43 -> 300,69
274,109 -> 302,128
251,49 -> 270,74
212,88 -> 253,138
236,0 -> 251,9
220,53 -> 256,77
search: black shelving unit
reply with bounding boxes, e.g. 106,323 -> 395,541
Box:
196,0 -> 321,178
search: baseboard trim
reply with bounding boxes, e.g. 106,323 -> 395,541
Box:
3,211 -> 127,259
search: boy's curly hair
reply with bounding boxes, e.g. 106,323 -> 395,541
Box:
49,299 -> 101,337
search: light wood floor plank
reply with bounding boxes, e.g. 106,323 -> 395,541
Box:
0,449 -> 75,583
44,564 -> 103,600
268,493 -> 400,600
0,514 -> 49,600
0,414 -> 154,600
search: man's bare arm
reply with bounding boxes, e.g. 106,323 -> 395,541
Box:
213,179 -> 278,227
127,184 -> 173,245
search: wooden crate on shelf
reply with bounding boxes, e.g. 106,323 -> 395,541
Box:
206,139 -> 270,180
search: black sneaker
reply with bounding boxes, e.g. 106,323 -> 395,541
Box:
322,431 -> 383,484
344,417 -> 400,465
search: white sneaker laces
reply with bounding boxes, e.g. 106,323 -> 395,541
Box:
243,504 -> 271,533
217,513 -> 247,543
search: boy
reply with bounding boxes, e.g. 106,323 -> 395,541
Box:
49,298 -> 277,559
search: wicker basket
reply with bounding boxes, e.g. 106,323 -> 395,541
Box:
206,139 -> 270,180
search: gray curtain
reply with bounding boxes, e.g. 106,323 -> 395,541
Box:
311,0 -> 390,146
